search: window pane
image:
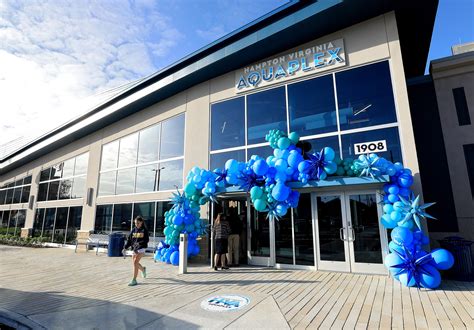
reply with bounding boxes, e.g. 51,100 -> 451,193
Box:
53,207 -> 68,243
74,153 -> 89,176
40,168 -> 51,182
341,127 -> 402,163
463,144 -> 474,198
47,180 -> 59,201
247,145 -> 274,161
5,188 -> 14,204
15,210 -> 26,237
95,205 -> 112,234
14,179 -> 23,187
101,141 -> 119,170
71,176 -> 86,199
210,149 -> 245,171
133,202 -> 155,236
112,203 -> 132,233
302,136 -> 340,157
62,158 -> 75,178
294,193 -> 314,265
156,201 -> 172,237
0,211 -> 9,235
98,171 -> 116,196
247,87 -> 287,145
116,168 -> 136,195
288,75 -> 336,137
43,208 -> 56,242
58,179 -> 73,200
13,187 -> 22,204
37,183 -> 49,202
118,133 -> 139,167
453,87 -> 471,126
6,210 -> 16,235
211,97 -> 245,150
33,209 -> 45,238
23,176 -> 32,185
158,159 -> 183,191
135,164 -> 157,193
160,114 -> 185,159
337,61 -> 397,130
51,164 -> 63,180
275,211 -> 293,264
138,125 -> 160,164
66,206 -> 82,244
0,189 -> 6,205
21,185 -> 30,203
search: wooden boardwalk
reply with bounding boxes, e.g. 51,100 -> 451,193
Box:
0,246 -> 472,329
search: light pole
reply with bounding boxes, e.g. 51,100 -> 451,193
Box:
152,166 -> 165,191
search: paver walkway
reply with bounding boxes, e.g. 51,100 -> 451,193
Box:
0,245 -> 472,329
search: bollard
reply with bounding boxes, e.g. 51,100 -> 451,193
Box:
179,233 -> 188,274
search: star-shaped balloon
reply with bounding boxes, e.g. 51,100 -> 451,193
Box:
306,150 -> 327,180
170,189 -> 190,212
398,195 -> 436,230
391,246 -> 434,288
238,171 -> 265,192
354,154 -> 381,179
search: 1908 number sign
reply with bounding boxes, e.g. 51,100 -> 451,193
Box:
354,140 -> 387,155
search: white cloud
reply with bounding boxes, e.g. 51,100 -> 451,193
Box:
0,0 -> 183,147
196,25 -> 226,41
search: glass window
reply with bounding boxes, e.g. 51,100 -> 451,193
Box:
53,207 -> 68,243
51,164 -> 63,180
23,176 -> 32,185
43,208 -> 56,241
62,158 -> 75,178
133,202 -> 155,236
116,168 -> 136,195
288,74 -> 337,137
138,125 -> 160,164
15,210 -> 26,236
66,206 -> 82,244
13,187 -> 22,204
336,61 -> 397,130
211,97 -> 245,150
294,193 -> 314,265
210,149 -> 245,171
112,203 -> 132,233
98,171 -> 116,196
95,205 -> 112,234
58,179 -> 73,200
47,180 -> 59,201
247,145 -> 274,161
5,188 -> 14,204
156,201 -> 172,237
0,211 -> 9,235
101,141 -> 119,171
275,211 -> 293,264
0,189 -> 6,205
463,144 -> 474,198
341,127 -> 402,163
37,183 -> 49,202
135,164 -> 157,193
118,133 -> 139,168
74,153 -> 89,176
20,185 -> 30,203
160,114 -> 185,159
453,87 -> 471,126
247,87 -> 287,145
303,136 -> 340,157
158,159 -> 183,191
40,168 -> 51,182
71,176 -> 86,199
33,208 -> 45,237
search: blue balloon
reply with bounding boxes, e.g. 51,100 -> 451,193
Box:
383,204 -> 394,214
381,214 -> 397,229
388,185 -> 399,195
271,183 -> 290,202
391,227 -> 414,246
388,194 -> 399,203
389,240 -> 404,254
276,204 -> 288,216
225,159 -> 239,173
324,162 -> 337,175
173,214 -> 184,226
170,251 -> 180,266
398,272 -> 416,287
252,159 -> 269,176
430,248 -> 454,270
419,264 -> 441,289
323,147 -> 335,161
288,151 -> 303,168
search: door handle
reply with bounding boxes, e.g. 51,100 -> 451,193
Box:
348,227 -> 356,241
339,228 -> 345,241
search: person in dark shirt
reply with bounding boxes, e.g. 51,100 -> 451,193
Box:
212,213 -> 231,270
227,212 -> 242,266
124,216 -> 149,286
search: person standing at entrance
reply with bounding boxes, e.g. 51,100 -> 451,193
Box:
124,216 -> 149,286
212,213 -> 230,270
227,212 -> 242,266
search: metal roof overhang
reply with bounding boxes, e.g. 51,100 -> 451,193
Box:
0,0 -> 438,175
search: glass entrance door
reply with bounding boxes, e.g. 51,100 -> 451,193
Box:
314,191 -> 387,274
248,203 -> 273,266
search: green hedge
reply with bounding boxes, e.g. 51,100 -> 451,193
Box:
0,234 -> 50,248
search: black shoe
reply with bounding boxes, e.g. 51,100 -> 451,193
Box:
221,266 -> 229,270
214,266 -> 218,271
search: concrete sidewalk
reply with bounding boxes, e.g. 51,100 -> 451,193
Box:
0,245 -> 472,329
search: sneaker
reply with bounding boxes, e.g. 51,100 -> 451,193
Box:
214,266 -> 219,271
221,266 -> 229,270
128,279 -> 138,286
142,267 -> 147,278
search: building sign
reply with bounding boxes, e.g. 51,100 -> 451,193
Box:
201,295 -> 250,312
235,39 -> 346,93
354,140 -> 387,155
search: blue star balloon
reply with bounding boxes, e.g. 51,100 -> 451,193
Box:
354,154 -> 381,179
305,150 -> 327,180
398,195 -> 436,231
391,246 -> 434,288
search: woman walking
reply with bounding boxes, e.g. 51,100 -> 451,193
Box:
212,213 -> 231,271
124,216 -> 149,286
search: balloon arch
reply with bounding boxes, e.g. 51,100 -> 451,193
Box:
155,129 -> 454,289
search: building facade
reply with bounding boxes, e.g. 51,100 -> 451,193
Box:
0,1 -> 442,274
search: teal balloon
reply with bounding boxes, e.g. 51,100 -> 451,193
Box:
250,186 -> 263,200
323,147 -> 335,161
254,199 -> 267,211
324,162 -> 337,174
383,204 -> 394,214
184,182 -> 196,196
336,166 -> 345,176
277,137 -> 291,150
288,132 -> 299,144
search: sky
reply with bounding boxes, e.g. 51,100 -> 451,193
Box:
0,0 -> 473,148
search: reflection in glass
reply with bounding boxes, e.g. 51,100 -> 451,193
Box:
112,203 -> 132,233
66,206 -> 82,244
95,205 -> 112,234
47,180 -> 59,201
294,194 -> 314,265
53,207 -> 68,243
51,164 -> 62,180
62,158 -> 75,178
337,61 -> 397,130
0,211 -> 9,235
133,202 -> 155,236
158,159 -> 183,191
211,97 -> 245,150
138,125 -> 160,164
71,176 -> 85,199
210,149 -> 245,171
160,114 -> 185,159
37,183 -> 48,201
247,145 -> 274,161
0,190 -> 5,205
288,74 -> 336,137
15,210 -> 26,236
74,153 -> 89,176
101,141 -> 119,170
275,211 -> 293,264
341,127 -> 402,163
98,171 -> 116,196
13,187 -> 22,204
118,133 -> 139,167
5,188 -> 13,204
250,206 -> 270,257
58,179 -> 73,200
43,208 -> 56,242
23,176 -> 32,184
349,194 -> 382,263
116,168 -> 136,195
135,164 -> 157,193
40,168 -> 51,181
33,208 -> 45,237
247,87 -> 287,144
156,201 -> 173,237
20,185 -> 30,203
317,196 -> 345,261
303,136 -> 340,158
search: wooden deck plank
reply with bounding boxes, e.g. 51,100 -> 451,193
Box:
367,276 -> 386,329
355,275 -> 379,329
435,288 -> 466,328
339,276 -> 372,329
390,279 -> 404,330
379,276 -> 393,329
409,286 -> 429,330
